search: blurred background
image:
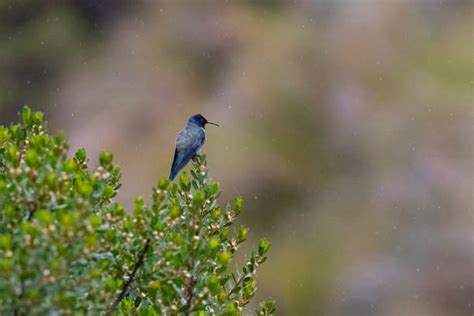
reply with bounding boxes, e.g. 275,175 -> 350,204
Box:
1,0 -> 472,315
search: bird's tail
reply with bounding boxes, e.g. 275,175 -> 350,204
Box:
169,170 -> 177,181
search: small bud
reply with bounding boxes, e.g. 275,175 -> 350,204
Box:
74,148 -> 87,163
208,238 -> 219,250
193,191 -> 204,207
0,127 -> 10,145
22,107 -> 32,124
0,235 -> 12,249
218,251 -> 231,267
238,226 -> 248,242
35,210 -> 52,225
46,173 -> 56,188
169,205 -> 182,219
234,196 -> 244,210
149,280 -> 161,289
212,208 -> 221,220
33,111 -> 43,124
158,178 -> 169,190
25,149 -> 39,167
78,181 -> 93,196
6,145 -> 18,165
88,214 -> 101,228
63,159 -> 76,173
99,151 -> 113,167
258,238 -> 271,256
179,172 -> 190,191
134,196 -> 144,214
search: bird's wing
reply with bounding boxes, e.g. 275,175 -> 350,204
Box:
169,127 -> 205,180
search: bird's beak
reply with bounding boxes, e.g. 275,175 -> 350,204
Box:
206,121 -> 219,127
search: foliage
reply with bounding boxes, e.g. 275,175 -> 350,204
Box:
0,107 -> 275,315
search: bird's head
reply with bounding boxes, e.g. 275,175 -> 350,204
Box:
188,114 -> 219,128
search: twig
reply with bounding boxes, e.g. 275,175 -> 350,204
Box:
228,273 -> 246,298
105,239 -> 151,316
27,202 -> 37,221
183,275 -> 196,316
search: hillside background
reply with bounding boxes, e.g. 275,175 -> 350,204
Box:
1,1 -> 472,315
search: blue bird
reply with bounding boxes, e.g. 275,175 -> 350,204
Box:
169,114 -> 219,180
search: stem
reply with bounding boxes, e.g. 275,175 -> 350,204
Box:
183,158 -> 206,314
27,202 -> 37,221
228,273 -> 246,298
228,256 -> 264,299
183,275 -> 195,316
105,239 -> 151,316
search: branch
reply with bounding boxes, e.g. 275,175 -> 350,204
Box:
27,202 -> 38,221
228,273 -> 246,298
228,255 -> 265,299
183,275 -> 196,316
105,239 -> 151,316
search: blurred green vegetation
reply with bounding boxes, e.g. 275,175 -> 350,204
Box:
0,108 -> 275,315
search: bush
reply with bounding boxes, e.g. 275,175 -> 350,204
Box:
0,107 -> 275,315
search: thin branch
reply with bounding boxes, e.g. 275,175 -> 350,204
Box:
183,275 -> 196,316
183,158 -> 207,315
227,255 -> 265,299
27,202 -> 37,221
105,239 -> 151,316
228,272 -> 246,298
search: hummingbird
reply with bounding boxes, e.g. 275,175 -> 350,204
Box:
169,114 -> 219,180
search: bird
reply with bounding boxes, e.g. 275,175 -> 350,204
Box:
169,114 -> 219,180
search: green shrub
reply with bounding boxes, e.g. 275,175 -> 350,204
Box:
0,107 -> 275,315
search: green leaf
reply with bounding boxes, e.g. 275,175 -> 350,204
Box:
218,251 -> 232,267
149,280 -> 161,289
234,196 -> 244,210
158,178 -> 169,190
255,299 -> 276,315
258,239 -> 271,256
6,145 -> 18,164
0,127 -> 10,146
22,106 -> 32,124
193,191 -> 204,208
179,171 -> 190,191
99,151 -> 113,167
88,214 -> 101,228
208,238 -> 219,250
75,147 -> 87,163
169,205 -> 182,219
25,149 -> 39,167
33,111 -> 44,124
0,235 -> 12,249
212,208 -> 221,221
35,209 -> 53,225
64,159 -> 77,173
134,196 -> 145,214
238,226 -> 248,243
78,180 -> 93,196
209,181 -> 219,195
